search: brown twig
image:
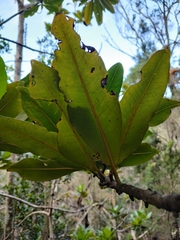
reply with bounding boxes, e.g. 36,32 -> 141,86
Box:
0,36 -> 53,56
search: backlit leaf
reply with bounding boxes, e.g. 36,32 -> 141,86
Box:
119,49 -> 170,163
0,82 -> 23,118
19,87 -> 61,132
29,59 -> 99,174
106,62 -> 123,96
52,14 -> 122,167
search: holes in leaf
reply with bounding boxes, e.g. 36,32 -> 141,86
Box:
66,16 -> 69,20
31,80 -> 36,86
110,90 -> 116,95
80,41 -> 95,53
91,67 -> 95,73
92,152 -> 100,160
101,75 -> 108,88
65,99 -> 72,103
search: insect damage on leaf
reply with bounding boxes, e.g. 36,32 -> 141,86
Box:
101,75 -> 108,88
80,41 -> 96,53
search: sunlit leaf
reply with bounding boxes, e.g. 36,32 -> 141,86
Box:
8,158 -> 75,181
52,14 -> 122,166
119,49 -> 170,163
0,56 -> 7,99
29,60 -> 99,173
119,143 -> 158,167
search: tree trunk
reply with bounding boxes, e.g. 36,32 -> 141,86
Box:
14,0 -> 24,81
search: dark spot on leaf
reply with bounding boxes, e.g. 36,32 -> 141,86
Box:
140,70 -> 142,74
91,67 -> 95,73
31,75 -> 34,78
101,75 -> 108,88
83,21 -> 87,26
110,90 -> 116,95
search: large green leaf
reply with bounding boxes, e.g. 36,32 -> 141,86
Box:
8,158 -> 75,181
51,14 -> 122,167
119,49 -> 170,163
0,82 -> 23,117
19,87 -> 61,132
29,60 -> 100,174
119,143 -> 158,167
0,116 -> 82,170
0,56 -> 7,99
149,98 -> 180,126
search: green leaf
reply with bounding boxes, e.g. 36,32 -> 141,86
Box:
18,87 -> 61,132
0,116 -> 82,170
29,60 -> 99,173
8,158 -> 75,181
24,5 -> 39,18
0,142 -> 25,154
52,14 -> 122,166
106,62 -> 123,96
99,0 -> 115,13
20,73 -> 30,87
119,143 -> 158,167
94,0 -> 103,24
119,49 -> 170,163
0,56 -> 7,99
0,82 -> 23,118
149,98 -> 180,126
84,1 -> 93,26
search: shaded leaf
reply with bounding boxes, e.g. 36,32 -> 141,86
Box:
0,82 -> 23,118
0,56 -> 7,99
94,0 -> 103,24
8,158 -> 75,181
119,49 -> 170,163
52,14 -> 122,167
19,87 -> 61,132
149,98 -> 180,126
119,143 -> 158,167
0,116 -> 82,170
84,1 -> 93,26
0,142 -> 25,154
99,0 -> 115,13
29,60 -> 99,173
106,62 -> 123,96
